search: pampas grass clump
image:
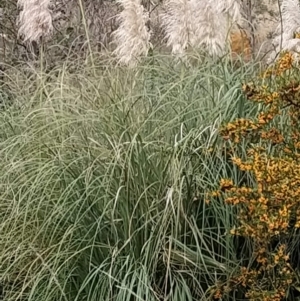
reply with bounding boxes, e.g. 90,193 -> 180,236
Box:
112,0 -> 243,65
112,0 -> 151,66
17,0 -> 53,42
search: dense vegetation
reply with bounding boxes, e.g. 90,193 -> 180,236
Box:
3,1 -> 300,301
0,54 -> 261,301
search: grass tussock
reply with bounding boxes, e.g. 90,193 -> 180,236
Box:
0,54 -> 260,301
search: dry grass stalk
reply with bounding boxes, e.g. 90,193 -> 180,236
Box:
17,0 -> 53,43
112,0 -> 151,66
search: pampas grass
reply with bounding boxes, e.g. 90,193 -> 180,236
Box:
17,0 -> 53,42
162,0 -> 242,58
216,0 -> 242,23
191,0 -> 228,57
14,0 -> 246,64
112,0 -> 151,66
268,0 -> 300,62
112,0 -> 243,64
161,0 -> 191,56
0,53 -> 258,301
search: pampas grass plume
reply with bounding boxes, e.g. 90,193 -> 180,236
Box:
274,0 -> 300,44
216,0 -> 242,23
113,0 -> 151,66
161,0 -> 191,56
191,0 -> 228,57
17,0 -> 53,42
268,0 -> 300,62
162,0 -> 242,58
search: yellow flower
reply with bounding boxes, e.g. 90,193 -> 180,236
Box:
220,178 -> 234,191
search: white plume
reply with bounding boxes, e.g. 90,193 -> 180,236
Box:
17,0 -> 53,42
112,0 -> 151,66
162,0 -> 242,58
268,0 -> 300,63
215,0 -> 242,23
161,0 -> 191,56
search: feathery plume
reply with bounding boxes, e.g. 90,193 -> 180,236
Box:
274,0 -> 300,44
268,0 -> 300,63
17,0 -> 53,43
112,0 -> 151,66
161,0 -> 191,56
215,0 -> 242,23
162,0 -> 241,57
190,0 -> 228,57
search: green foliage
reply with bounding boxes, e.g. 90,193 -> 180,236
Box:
0,55 -> 259,301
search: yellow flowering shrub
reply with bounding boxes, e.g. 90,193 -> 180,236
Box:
208,51 -> 300,300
